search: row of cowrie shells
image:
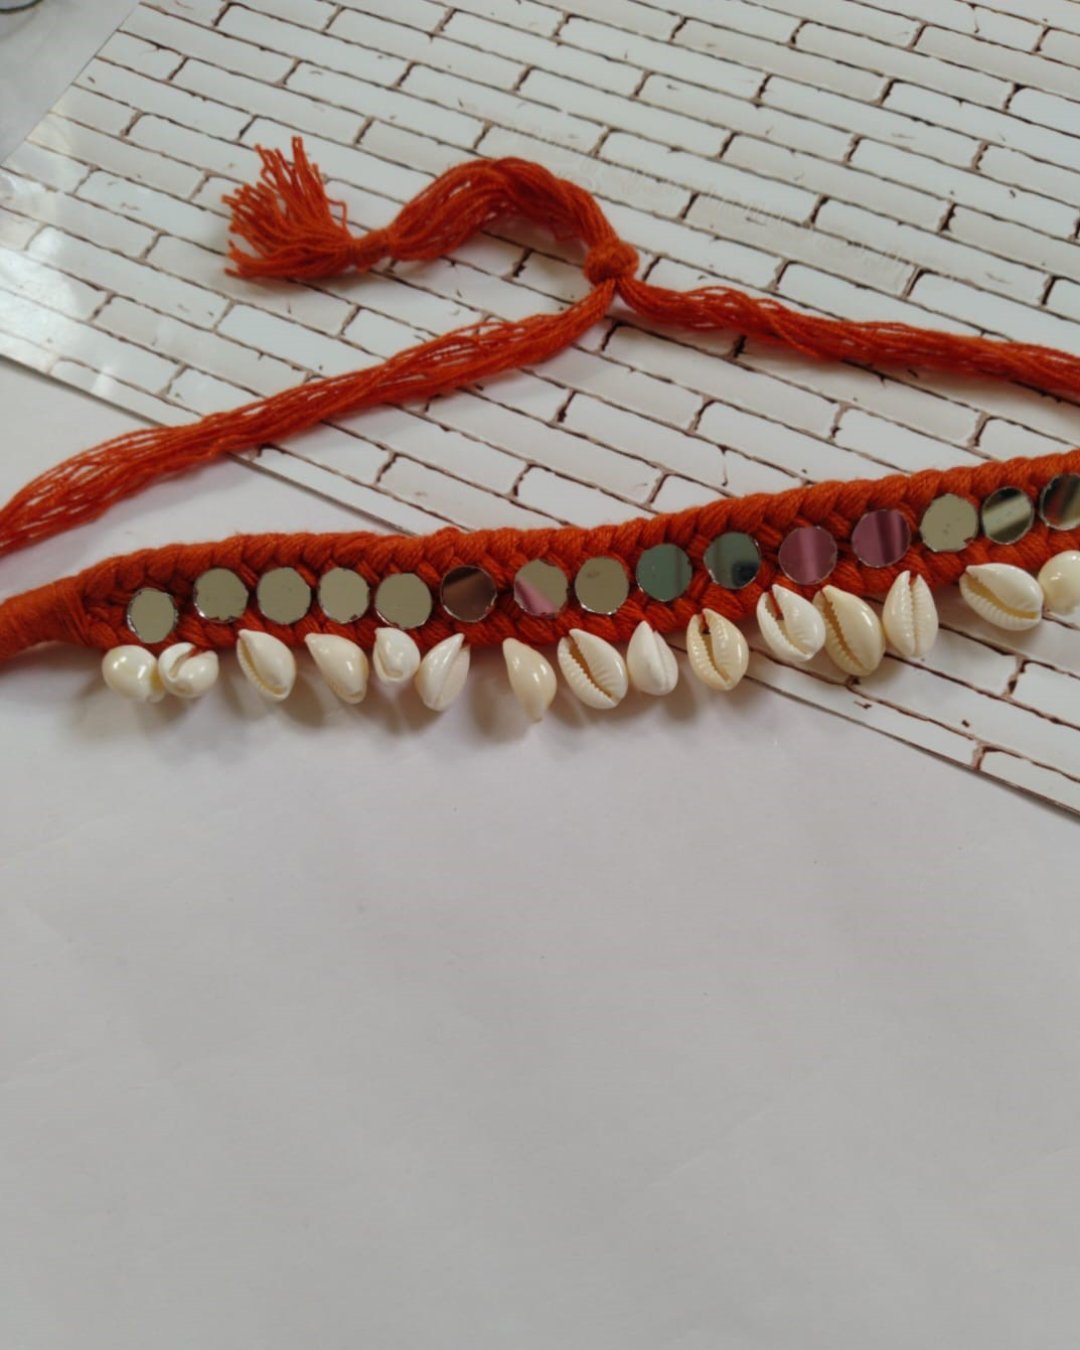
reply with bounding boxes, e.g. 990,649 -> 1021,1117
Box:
547,554 -> 1080,714
103,627 -> 530,713
100,628 -> 467,710
540,578 -> 910,715
102,552 -> 1080,714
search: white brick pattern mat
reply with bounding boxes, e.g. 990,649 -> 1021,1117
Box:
1,0 -> 1079,811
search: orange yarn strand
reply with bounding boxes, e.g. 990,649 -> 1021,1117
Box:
0,291 -> 609,563
2,141 -> 1079,567
619,277 -> 1080,393
0,138 -> 1078,666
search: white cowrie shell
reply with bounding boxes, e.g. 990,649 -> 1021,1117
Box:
503,638 -> 557,722
1038,550 -> 1080,616
755,586 -> 825,663
372,627 -> 421,685
157,642 -> 219,699
686,609 -> 749,691
626,621 -> 679,696
102,646 -> 165,703
236,630 -> 296,701
557,628 -> 628,710
882,570 -> 938,659
959,562 -> 1042,631
814,586 -> 885,677
305,634 -> 369,704
415,633 -> 470,712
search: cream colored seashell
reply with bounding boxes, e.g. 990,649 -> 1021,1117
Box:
626,621 -> 679,696
557,628 -> 628,710
755,586 -> 825,663
686,609 -> 749,691
372,627 -> 421,685
305,634 -> 369,704
882,570 -> 938,660
102,646 -> 165,703
813,586 -> 885,677
157,642 -> 219,699
503,638 -> 557,722
236,630 -> 296,701
1038,550 -> 1080,616
959,562 -> 1042,631
415,633 -> 470,712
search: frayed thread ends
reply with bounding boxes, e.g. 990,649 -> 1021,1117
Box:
223,137 -> 388,281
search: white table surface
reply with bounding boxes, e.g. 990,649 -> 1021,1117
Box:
3,10 -> 1080,1349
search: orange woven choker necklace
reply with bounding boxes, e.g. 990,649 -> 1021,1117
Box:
1,140 -> 1078,714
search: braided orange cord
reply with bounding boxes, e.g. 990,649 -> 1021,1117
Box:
2,447 -> 1079,665
0,138 -> 1077,665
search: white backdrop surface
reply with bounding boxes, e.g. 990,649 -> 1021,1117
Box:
3,7 -> 1080,1350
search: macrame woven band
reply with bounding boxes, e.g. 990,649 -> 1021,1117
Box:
0,139 -> 1077,665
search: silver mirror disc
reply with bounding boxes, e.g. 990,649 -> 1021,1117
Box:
513,560 -> 568,617
981,487 -> 1034,545
574,556 -> 629,615
635,543 -> 692,602
1039,474 -> 1080,531
318,568 -> 370,624
193,568 -> 248,622
851,509 -> 911,567
703,532 -> 761,589
919,494 -> 979,554
256,567 -> 311,625
374,573 -> 433,629
440,566 -> 497,623
778,525 -> 837,585
126,588 -> 177,643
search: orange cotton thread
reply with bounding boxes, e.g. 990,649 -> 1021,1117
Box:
0,138 -> 1077,665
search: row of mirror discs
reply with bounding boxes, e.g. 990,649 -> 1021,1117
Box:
126,475 -> 1080,641
513,534 -> 766,618
918,474 -> 1080,555
126,561 -> 496,642
127,535 -> 757,642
